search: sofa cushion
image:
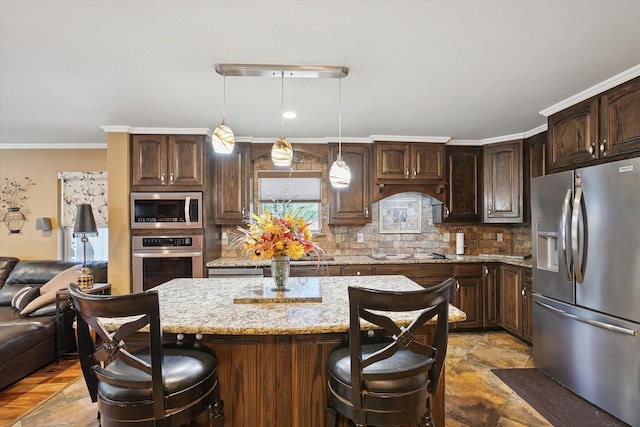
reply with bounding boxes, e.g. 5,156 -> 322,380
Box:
4,260 -> 79,286
39,265 -> 81,294
10,287 -> 40,312
0,257 -> 19,288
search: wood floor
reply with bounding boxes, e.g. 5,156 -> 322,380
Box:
0,357 -> 82,426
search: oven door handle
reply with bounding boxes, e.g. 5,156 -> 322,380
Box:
133,251 -> 203,258
184,196 -> 191,226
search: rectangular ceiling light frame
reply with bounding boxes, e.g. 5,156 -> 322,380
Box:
215,63 -> 348,79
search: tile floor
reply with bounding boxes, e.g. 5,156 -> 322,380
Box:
10,331 -> 550,427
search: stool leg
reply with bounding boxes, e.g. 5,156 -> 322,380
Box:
325,407 -> 338,427
210,397 -> 224,427
419,394 -> 435,427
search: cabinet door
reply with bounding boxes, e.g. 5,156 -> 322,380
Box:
451,264 -> 483,330
483,264 -> 500,327
548,98 -> 598,172
341,265 -> 373,276
132,135 -> 167,188
522,268 -> 533,343
374,142 -> 410,181
483,140 -> 523,223
327,144 -> 372,225
215,142 -> 250,224
445,146 -> 481,223
374,264 -> 452,289
169,135 -> 204,187
500,265 -> 523,337
599,77 -> 640,157
412,144 -> 445,182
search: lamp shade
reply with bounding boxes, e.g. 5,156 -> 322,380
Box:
73,204 -> 98,236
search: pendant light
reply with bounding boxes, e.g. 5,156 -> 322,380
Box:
329,76 -> 351,188
271,71 -> 293,167
212,73 -> 235,154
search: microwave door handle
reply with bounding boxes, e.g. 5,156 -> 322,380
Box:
571,187 -> 585,283
560,188 -> 573,283
184,196 -> 191,226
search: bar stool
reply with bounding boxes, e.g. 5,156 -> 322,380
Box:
69,283 -> 224,427
325,277 -> 454,427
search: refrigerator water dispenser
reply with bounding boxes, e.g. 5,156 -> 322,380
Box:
536,227 -> 559,272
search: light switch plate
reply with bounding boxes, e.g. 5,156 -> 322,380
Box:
497,233 -> 503,242
356,232 -> 364,243
443,232 -> 450,242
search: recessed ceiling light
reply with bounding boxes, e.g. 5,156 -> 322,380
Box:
282,111 -> 297,119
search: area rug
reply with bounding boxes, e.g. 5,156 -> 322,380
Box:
492,368 -> 629,427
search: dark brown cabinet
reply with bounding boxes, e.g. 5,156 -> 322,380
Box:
374,142 -> 445,183
483,140 -> 523,223
327,143 -> 372,225
548,76 -> 640,172
131,134 -> 204,190
524,131 -> 547,223
373,263 -> 452,289
483,263 -> 500,328
341,265 -> 373,276
500,264 -> 532,343
451,264 -> 483,330
214,142 -> 251,224
443,146 -> 481,223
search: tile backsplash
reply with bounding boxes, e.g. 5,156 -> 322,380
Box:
221,192 -> 531,258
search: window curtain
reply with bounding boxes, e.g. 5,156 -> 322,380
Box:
58,171 -> 108,228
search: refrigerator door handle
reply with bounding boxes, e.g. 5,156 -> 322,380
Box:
571,187 -> 585,283
536,300 -> 638,337
561,188 -> 573,283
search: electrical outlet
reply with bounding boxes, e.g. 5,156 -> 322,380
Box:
443,232 -> 450,242
497,233 -> 503,242
356,232 -> 364,243
221,232 -> 228,244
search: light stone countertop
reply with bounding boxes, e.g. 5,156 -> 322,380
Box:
104,276 -> 466,336
207,254 -> 533,269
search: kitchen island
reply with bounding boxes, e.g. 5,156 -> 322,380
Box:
122,276 -> 465,427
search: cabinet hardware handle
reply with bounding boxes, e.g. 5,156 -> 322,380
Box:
242,207 -> 245,216
600,141 -> 606,156
456,280 -> 460,291
483,265 -> 488,276
413,169 -> 417,178
488,206 -> 492,216
444,207 -> 450,218
365,207 -> 369,218
521,288 -> 525,297
356,271 -> 361,276
161,173 -> 165,184
589,143 -> 596,158
405,168 -> 409,179
169,173 -> 174,183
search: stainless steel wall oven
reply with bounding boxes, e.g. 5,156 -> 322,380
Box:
132,235 -> 203,293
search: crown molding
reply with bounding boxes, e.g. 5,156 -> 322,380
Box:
539,64 -> 640,117
369,135 -> 451,143
100,126 -> 212,136
0,141 -> 106,149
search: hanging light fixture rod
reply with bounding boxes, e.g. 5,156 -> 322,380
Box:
215,64 -> 348,79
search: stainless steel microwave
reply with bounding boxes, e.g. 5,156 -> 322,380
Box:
131,192 -> 203,229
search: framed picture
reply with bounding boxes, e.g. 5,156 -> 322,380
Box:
378,197 -> 422,234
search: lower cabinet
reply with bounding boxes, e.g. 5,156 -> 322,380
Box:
450,264 -> 484,330
373,264 -> 452,288
500,264 -> 532,342
483,264 -> 500,328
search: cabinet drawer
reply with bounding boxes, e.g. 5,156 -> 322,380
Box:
453,264 -> 482,277
341,266 -> 374,276
374,264 -> 452,279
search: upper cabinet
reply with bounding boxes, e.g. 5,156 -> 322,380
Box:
132,134 -> 204,191
374,142 -> 445,183
548,76 -> 640,173
214,142 -> 251,225
327,143 -> 372,225
443,146 -> 481,223
483,140 -> 523,223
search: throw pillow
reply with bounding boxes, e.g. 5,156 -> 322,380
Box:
20,290 -> 58,315
39,264 -> 81,294
11,286 -> 41,312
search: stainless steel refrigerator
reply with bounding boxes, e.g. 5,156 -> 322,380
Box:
531,157 -> 640,427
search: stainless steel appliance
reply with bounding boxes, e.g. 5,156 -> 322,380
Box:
531,157 -> 640,426
131,192 -> 202,229
132,235 -> 204,293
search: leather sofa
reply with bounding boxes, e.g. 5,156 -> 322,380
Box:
0,257 -> 108,390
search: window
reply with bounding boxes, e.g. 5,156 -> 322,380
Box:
257,170 -> 322,232
58,172 -> 109,262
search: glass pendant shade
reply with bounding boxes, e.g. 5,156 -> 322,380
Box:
271,137 -> 293,167
329,157 -> 351,188
212,74 -> 235,154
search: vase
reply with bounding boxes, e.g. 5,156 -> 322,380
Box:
2,207 -> 25,234
271,256 -> 290,291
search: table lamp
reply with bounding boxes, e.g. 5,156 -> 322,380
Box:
73,204 -> 98,288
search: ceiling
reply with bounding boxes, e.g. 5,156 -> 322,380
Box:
1,1 -> 640,149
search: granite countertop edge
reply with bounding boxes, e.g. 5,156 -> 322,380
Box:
207,255 -> 532,269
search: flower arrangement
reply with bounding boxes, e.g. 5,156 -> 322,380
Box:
235,208 -> 322,261
1,177 -> 35,213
